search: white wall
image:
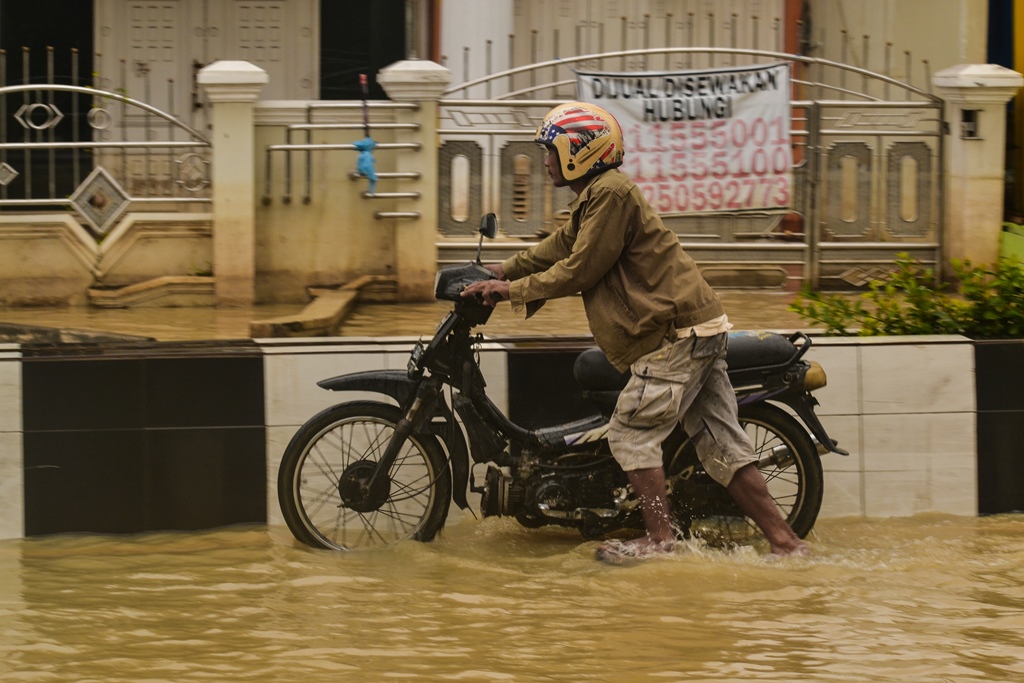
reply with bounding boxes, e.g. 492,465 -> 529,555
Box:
439,0 -> 514,95
807,336 -> 977,518
440,1 -> 789,96
808,0 -> 988,84
0,345 -> 23,540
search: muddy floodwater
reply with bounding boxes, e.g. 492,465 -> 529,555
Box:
2,514 -> 1023,682
4,293 -> 1018,681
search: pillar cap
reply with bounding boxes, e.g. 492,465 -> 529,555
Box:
933,64 -> 1024,104
198,61 -> 269,102
378,59 -> 452,102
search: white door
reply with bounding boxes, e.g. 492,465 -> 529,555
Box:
209,0 -> 317,100
96,0 -> 318,128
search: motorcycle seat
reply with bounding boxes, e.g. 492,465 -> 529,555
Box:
573,331 -> 800,392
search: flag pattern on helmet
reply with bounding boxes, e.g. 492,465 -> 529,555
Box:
537,105 -> 616,160
536,102 -> 625,180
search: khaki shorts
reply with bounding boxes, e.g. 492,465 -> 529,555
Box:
606,332 -> 756,486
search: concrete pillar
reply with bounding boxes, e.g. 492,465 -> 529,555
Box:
197,61 -> 268,306
934,64 -> 1023,271
377,59 -> 452,301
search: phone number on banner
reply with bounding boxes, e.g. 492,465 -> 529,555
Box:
621,118 -> 792,213
635,175 -> 791,213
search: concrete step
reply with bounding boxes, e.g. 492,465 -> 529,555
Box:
87,276 -> 216,308
249,275 -> 395,338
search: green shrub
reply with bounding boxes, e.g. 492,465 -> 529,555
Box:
789,254 -> 1024,339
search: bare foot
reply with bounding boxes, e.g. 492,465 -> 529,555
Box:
770,540 -> 810,558
596,538 -> 676,565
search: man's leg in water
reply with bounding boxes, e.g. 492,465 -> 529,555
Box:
594,466 -> 676,562
625,467 -> 674,546
605,336 -> 712,556
684,343 -> 810,557
727,463 -> 809,556
623,457 -> 809,555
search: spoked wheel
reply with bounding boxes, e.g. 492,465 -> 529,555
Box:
665,402 -> 824,546
278,401 -> 452,551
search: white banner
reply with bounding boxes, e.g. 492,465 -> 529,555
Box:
576,62 -> 792,215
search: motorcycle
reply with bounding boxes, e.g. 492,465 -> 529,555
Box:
278,214 -> 848,551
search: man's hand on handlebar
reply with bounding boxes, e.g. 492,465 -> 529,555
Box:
484,263 -> 506,280
462,279 -> 510,307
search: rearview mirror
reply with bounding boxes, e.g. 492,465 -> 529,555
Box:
479,213 -> 497,240
475,213 -> 498,264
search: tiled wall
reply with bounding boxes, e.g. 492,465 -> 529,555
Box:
0,334 -> 994,539
805,336 -> 977,518
0,344 -> 22,539
494,335 -> 979,520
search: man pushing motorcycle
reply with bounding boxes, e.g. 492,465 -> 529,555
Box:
461,102 -> 810,564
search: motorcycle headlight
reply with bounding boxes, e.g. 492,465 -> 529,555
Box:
434,262 -> 496,301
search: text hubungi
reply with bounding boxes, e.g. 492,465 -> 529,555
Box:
577,63 -> 792,215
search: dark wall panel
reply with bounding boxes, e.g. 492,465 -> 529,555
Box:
977,413 -> 1024,514
23,358 -> 146,431
21,346 -> 266,536
24,430 -> 148,535
144,427 -> 267,531
975,340 -> 1024,411
975,340 -> 1024,514
507,349 -> 598,429
145,356 -> 265,428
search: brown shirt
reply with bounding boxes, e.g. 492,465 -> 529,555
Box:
503,169 -> 724,371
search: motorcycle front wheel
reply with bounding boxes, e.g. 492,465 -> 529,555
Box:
278,401 -> 452,551
665,402 -> 824,544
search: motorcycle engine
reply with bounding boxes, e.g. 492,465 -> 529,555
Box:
480,458 -> 625,529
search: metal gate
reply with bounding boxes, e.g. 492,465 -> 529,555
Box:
0,82 -> 211,236
810,99 -> 941,289
436,48 -> 943,291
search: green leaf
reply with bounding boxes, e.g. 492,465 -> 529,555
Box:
788,255 -> 1024,339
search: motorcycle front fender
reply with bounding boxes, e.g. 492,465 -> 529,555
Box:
317,369 -> 472,511
318,369 -> 417,407
775,391 -> 850,456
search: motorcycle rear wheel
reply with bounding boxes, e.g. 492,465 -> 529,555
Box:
665,402 -> 824,543
278,401 -> 452,551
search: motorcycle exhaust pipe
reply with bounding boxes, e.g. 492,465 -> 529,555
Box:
757,444 -> 796,469
756,438 -> 833,470
536,504 -> 620,520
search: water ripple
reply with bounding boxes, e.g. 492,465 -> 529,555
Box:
2,516 -> 1023,681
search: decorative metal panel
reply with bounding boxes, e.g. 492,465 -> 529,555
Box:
499,142 -> 548,237
886,141 -> 933,239
69,167 -> 131,235
438,140 -> 484,237
823,141 -> 873,239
